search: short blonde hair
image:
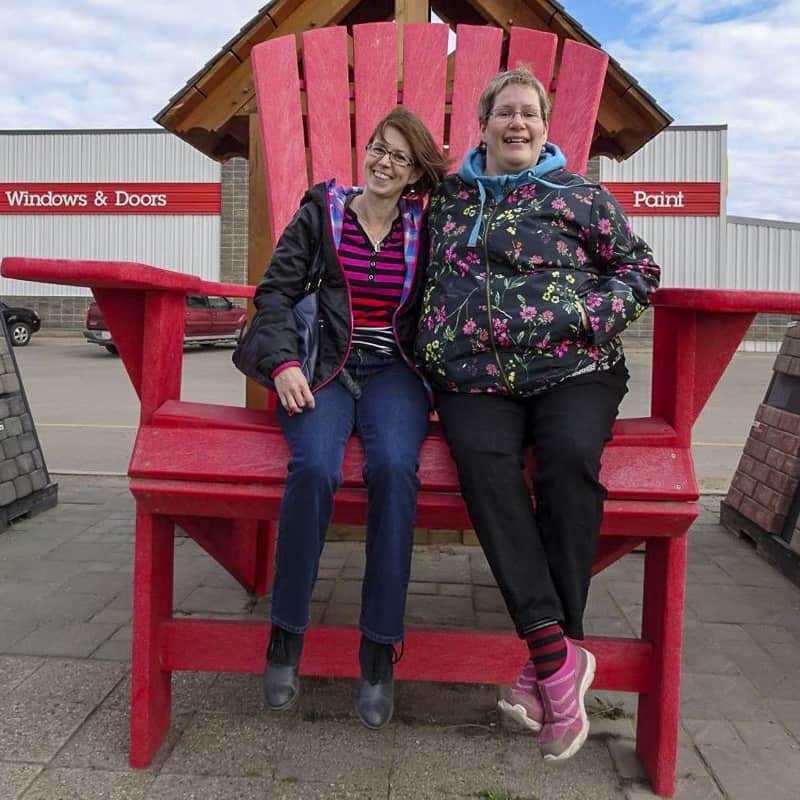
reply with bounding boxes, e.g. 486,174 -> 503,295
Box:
477,66 -> 551,127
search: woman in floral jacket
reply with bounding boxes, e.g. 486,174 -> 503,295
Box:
415,66 -> 660,762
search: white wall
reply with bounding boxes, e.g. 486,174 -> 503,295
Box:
0,130 -> 221,296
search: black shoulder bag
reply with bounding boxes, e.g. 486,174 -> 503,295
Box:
232,237 -> 325,388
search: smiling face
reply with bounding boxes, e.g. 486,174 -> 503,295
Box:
362,125 -> 422,203
480,84 -> 549,176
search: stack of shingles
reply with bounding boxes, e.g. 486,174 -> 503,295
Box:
0,334 -> 51,531
725,321 -> 800,545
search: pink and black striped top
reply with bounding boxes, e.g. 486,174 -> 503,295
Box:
339,206 -> 405,356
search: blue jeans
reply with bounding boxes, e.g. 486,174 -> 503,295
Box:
271,350 -> 430,643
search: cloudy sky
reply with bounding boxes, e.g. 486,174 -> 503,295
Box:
1,0 -> 797,221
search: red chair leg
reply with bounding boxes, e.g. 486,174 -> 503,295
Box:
130,510 -> 175,768
636,534 -> 687,797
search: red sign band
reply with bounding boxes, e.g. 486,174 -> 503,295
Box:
603,182 -> 721,216
0,183 -> 221,215
2,181 -> 719,217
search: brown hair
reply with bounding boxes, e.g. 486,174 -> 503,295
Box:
369,107 -> 449,196
477,66 -> 551,127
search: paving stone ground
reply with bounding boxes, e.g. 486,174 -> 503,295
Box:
1,476 -> 799,799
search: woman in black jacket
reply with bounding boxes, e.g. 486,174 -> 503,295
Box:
249,107 -> 446,730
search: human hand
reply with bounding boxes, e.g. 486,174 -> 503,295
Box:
274,367 -> 315,413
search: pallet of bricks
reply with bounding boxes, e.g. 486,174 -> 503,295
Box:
721,318 -> 800,583
0,325 -> 57,533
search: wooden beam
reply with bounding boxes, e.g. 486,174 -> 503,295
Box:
157,87 -> 207,133
161,0 -> 669,166
395,0 -> 430,23
442,0 -> 669,160
463,0 -> 548,30
596,79 -> 667,150
342,0 -> 394,25
229,0 -> 303,61
177,0 -> 362,135
431,0 -> 486,26
246,115 -> 271,411
239,0 -> 362,64
459,0 -> 601,46
156,52 -> 256,134
156,7 -> 281,130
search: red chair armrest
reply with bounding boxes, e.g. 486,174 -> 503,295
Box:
653,287 -> 800,315
1,256 -> 254,299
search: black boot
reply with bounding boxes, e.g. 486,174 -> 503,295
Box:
263,626 -> 304,711
356,636 -> 399,730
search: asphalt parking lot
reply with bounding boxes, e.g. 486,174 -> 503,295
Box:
13,335 -> 245,474
12,334 -> 777,491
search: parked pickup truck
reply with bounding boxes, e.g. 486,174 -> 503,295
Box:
84,294 -> 247,354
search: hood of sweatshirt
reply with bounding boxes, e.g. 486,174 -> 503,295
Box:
456,142 -> 568,246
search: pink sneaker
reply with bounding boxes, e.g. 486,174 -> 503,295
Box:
497,658 -> 544,733
538,640 -> 595,761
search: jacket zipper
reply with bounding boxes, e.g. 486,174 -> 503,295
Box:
482,199 -> 513,394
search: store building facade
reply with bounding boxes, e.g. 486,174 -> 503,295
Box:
1,124 -> 796,348
0,129 -> 247,327
598,124 -> 798,347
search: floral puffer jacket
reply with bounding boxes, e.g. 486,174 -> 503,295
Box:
415,145 -> 661,397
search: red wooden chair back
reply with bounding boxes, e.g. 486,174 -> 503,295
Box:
250,22 -> 609,245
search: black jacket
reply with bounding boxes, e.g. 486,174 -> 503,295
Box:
246,181 -> 427,393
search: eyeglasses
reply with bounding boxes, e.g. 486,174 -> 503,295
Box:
365,142 -> 415,168
489,107 -> 543,123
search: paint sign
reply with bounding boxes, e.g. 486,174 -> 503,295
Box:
603,182 -> 721,216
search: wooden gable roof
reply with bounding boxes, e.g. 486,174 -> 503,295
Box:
155,0 -> 672,163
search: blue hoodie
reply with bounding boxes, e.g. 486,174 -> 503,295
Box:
457,142 -> 569,247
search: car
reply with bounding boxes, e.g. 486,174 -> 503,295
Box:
1,301 -> 42,346
83,294 -> 247,354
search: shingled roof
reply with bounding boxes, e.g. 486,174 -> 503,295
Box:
155,0 -> 672,162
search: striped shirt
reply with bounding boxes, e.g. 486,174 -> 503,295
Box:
339,206 -> 405,356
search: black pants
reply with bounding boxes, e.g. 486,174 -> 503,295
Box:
437,360 -> 629,640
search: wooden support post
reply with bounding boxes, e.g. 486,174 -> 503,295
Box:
395,0 -> 429,23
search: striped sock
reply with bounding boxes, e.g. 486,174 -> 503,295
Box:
525,620 -> 567,680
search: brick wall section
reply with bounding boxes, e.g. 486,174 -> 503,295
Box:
0,335 -> 49,506
774,320 -> 800,375
220,157 -> 249,287
725,403 -> 800,535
